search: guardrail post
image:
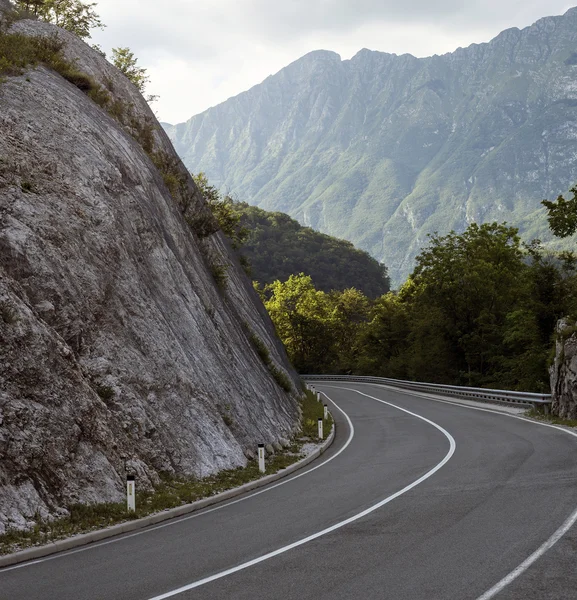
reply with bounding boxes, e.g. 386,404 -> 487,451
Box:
126,475 -> 136,512
258,443 -> 265,473
318,418 -> 323,439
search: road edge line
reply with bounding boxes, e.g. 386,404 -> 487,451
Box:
146,389 -> 455,600
321,379 -> 577,599
0,423 -> 336,569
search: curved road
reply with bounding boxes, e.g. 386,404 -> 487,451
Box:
2,382 -> 577,599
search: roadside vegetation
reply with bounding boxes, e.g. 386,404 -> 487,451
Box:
301,388 -> 333,439
525,408 -> 577,428
0,391 -> 333,555
192,171 -> 577,395
262,222 -> 577,394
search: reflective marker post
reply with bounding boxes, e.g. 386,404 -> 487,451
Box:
258,443 -> 266,473
324,404 -> 328,419
127,475 -> 136,512
318,418 -> 323,440
317,392 -> 321,402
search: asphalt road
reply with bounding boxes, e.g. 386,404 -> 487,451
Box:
2,382 -> 577,600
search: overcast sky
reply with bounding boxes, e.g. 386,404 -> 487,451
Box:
91,1 -> 574,124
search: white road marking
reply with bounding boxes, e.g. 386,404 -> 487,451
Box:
147,389 -> 457,600
327,380 -> 577,600
0,392 -> 354,573
476,504 -> 577,599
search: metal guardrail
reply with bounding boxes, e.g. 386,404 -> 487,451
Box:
302,374 -> 552,411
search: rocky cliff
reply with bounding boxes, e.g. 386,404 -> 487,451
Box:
0,10 -> 299,534
166,8 -> 577,285
550,320 -> 577,420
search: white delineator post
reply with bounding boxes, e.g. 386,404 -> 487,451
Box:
317,392 -> 321,402
126,475 -> 136,512
318,417 -> 323,440
324,404 -> 328,419
258,444 -> 266,473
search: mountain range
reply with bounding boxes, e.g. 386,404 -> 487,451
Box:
164,8 -> 577,285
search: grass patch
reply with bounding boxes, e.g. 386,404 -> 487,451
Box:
270,364 -> 293,393
0,444 -> 308,556
247,329 -> 271,363
208,258 -> 228,291
525,408 -> 577,428
301,388 -> 333,440
245,326 -> 294,393
0,31 -> 113,105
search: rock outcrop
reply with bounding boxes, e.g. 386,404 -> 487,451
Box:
550,320 -> 577,419
0,12 -> 299,534
166,7 -> 577,285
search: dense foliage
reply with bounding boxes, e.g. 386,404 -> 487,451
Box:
12,0 -> 103,39
264,223 -> 577,391
192,172 -> 390,297
236,203 -> 390,297
542,186 -> 577,238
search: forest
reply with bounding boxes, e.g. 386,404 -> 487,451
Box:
199,178 -> 577,393
192,173 -> 390,297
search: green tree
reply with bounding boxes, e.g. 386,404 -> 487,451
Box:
111,47 -> 148,93
264,274 -> 335,373
542,186 -> 577,238
409,223 -> 528,386
328,288 -> 370,373
192,172 -> 247,249
356,292 -> 410,377
13,0 -> 104,39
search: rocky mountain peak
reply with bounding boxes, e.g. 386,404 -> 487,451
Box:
166,8 -> 577,285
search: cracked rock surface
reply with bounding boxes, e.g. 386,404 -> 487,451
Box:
550,320 -> 577,420
0,14 -> 299,534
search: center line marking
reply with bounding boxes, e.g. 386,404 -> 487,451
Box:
147,387 -> 456,600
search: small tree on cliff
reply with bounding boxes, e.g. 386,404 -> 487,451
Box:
13,0 -> 104,39
192,172 -> 248,249
111,47 -> 147,92
111,47 -> 158,103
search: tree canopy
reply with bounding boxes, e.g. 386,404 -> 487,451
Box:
111,47 -> 155,100
235,202 -> 390,297
263,222 -> 577,391
13,0 -> 104,39
542,186 -> 577,238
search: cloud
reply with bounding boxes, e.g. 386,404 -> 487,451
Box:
90,0 -> 574,123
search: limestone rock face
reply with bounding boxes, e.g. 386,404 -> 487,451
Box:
550,320 -> 577,419
0,16 -> 299,533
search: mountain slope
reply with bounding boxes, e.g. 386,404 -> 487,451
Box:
0,12 -> 298,533
235,203 -> 390,297
166,8 -> 577,285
